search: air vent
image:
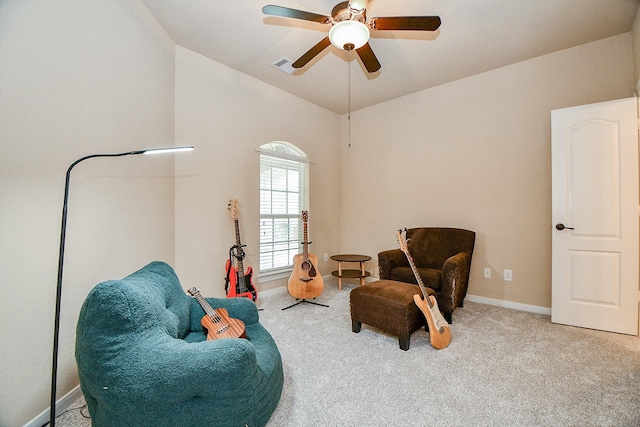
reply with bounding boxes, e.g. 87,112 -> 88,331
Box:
271,57 -> 295,74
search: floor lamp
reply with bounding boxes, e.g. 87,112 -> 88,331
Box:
49,145 -> 194,427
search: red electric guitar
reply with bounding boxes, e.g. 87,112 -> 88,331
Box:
225,199 -> 258,301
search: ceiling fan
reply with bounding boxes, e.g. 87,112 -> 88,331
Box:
262,0 -> 441,73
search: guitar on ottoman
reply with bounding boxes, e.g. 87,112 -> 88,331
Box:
397,229 -> 451,350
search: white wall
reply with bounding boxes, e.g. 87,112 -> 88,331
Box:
0,1 -> 176,425
339,34 -> 634,309
174,46 -> 341,297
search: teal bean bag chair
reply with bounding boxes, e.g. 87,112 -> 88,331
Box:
75,261 -> 283,427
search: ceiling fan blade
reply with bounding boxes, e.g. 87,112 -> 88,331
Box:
292,37 -> 332,69
262,5 -> 331,24
356,43 -> 381,73
369,16 -> 441,31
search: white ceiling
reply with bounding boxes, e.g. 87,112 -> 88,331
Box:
143,0 -> 639,114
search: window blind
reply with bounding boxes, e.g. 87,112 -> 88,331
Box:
259,145 -> 309,273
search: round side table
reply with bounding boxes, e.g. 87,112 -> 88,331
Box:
330,254 -> 371,290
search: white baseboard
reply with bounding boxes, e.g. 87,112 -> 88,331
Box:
466,294 -> 551,316
23,385 -> 83,427
257,284 -> 289,298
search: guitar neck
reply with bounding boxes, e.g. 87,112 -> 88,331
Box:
192,291 -> 219,320
233,218 -> 247,291
234,218 -> 245,270
302,222 -> 309,259
404,251 -> 435,309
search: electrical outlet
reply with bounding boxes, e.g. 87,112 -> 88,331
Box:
324,253 -> 329,262
504,269 -> 513,281
483,267 -> 491,278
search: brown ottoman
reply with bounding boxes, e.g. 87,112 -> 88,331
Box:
350,279 -> 434,350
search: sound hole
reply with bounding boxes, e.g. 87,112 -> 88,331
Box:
301,260 -> 316,277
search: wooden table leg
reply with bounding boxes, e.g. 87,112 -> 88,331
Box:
359,261 -> 365,286
338,261 -> 343,290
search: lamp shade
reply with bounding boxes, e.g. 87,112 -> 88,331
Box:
329,20 -> 370,50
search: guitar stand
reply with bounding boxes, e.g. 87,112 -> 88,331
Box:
282,298 -> 329,311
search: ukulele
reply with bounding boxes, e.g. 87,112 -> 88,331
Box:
225,199 -> 257,301
397,229 -> 451,350
287,211 -> 324,299
187,287 -> 246,339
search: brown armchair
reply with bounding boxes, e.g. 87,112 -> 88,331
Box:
378,227 -> 475,323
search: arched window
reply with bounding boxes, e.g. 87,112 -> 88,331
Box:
258,141 -> 310,277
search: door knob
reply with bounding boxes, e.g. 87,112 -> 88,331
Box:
555,223 -> 574,231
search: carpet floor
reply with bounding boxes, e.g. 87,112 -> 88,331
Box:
55,277 -> 640,426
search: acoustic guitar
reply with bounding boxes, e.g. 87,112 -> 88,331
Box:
287,211 -> 324,299
187,287 -> 246,340
225,199 -> 257,301
397,229 -> 451,350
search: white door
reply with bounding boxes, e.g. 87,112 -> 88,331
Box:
551,97 -> 638,335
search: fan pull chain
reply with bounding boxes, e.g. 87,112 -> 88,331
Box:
348,59 -> 351,148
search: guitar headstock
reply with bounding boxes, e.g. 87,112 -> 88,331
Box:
187,287 -> 201,297
227,199 -> 240,219
396,229 -> 409,255
301,210 -> 308,223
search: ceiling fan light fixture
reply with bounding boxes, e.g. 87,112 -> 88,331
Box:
348,0 -> 368,13
329,20 -> 370,51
